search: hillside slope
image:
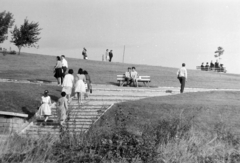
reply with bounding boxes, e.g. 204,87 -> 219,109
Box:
0,53 -> 240,89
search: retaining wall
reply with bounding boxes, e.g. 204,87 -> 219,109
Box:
0,111 -> 29,134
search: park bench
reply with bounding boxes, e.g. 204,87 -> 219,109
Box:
117,75 -> 151,87
196,66 -> 227,73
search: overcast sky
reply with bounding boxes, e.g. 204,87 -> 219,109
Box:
2,0 -> 240,74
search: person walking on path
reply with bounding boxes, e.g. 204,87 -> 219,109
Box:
62,69 -> 74,103
38,90 -> 52,124
82,47 -> 88,60
54,56 -> 63,86
105,49 -> 109,61
61,55 -> 68,77
109,50 -> 113,62
177,63 -> 187,93
83,70 -> 92,98
74,68 -> 86,105
56,91 -> 68,126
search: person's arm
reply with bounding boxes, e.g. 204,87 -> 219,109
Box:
48,97 -> 52,106
83,76 -> 86,83
88,75 -> 92,84
185,69 -> 188,81
64,98 -> 68,111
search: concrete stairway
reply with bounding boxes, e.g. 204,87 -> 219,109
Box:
22,86 -> 185,137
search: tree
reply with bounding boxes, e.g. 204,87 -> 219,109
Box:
11,18 -> 41,55
0,11 -> 15,43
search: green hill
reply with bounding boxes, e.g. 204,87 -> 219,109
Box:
1,52 -> 240,89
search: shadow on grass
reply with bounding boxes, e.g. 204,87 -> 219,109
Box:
107,82 -> 119,86
21,107 -> 36,120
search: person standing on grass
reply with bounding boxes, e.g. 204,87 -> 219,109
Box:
61,55 -> 68,77
105,49 -> 109,61
74,68 -> 86,105
54,56 -> 63,86
177,63 -> 187,93
38,90 -> 52,124
109,50 -> 113,62
62,69 -> 74,103
56,91 -> 68,126
83,70 -> 92,98
82,47 -> 88,60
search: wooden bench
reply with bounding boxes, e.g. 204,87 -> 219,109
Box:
117,75 -> 151,87
196,66 -> 227,73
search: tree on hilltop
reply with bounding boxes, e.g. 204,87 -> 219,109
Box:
11,18 -> 41,55
0,11 -> 15,43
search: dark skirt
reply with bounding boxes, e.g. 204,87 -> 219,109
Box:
54,68 -> 63,78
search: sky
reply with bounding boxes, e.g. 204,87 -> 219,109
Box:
2,0 -> 240,74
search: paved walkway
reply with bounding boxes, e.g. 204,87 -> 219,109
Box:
1,78 -> 240,137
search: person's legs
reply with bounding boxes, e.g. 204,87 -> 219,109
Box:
125,77 -> 130,86
178,77 -> 182,93
77,92 -> 80,104
181,77 -> 186,93
57,77 -> 61,85
178,77 -> 186,93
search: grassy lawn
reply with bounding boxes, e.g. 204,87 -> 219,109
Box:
93,91 -> 240,135
0,82 -> 62,116
1,52 -> 240,89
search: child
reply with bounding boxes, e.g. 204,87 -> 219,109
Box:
57,92 -> 68,126
39,90 -> 52,123
62,69 -> 74,103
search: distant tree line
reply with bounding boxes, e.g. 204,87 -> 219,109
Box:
0,11 -> 41,55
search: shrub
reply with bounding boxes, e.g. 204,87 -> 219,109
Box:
8,50 -> 16,55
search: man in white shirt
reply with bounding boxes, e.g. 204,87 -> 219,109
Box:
131,67 -> 138,87
61,55 -> 68,77
177,63 -> 187,93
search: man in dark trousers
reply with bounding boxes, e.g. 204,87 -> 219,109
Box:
177,63 -> 187,93
109,50 -> 113,62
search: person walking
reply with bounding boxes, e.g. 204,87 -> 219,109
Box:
109,50 -> 113,62
105,49 -> 109,61
38,90 -> 52,124
56,91 -> 68,126
82,47 -> 88,60
177,63 -> 187,93
61,55 -> 68,77
83,70 -> 92,98
74,68 -> 86,105
54,56 -> 63,86
62,69 -> 74,103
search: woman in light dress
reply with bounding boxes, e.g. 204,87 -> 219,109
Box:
54,56 -> 63,86
56,92 -> 68,126
74,68 -> 86,105
62,69 -> 74,103
38,90 -> 52,123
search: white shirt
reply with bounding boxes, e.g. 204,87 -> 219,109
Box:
62,58 -> 68,68
62,74 -> 74,87
177,67 -> 187,79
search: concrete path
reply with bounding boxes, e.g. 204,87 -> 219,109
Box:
1,78 -> 240,137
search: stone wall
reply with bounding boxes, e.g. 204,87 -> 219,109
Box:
0,113 -> 29,134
